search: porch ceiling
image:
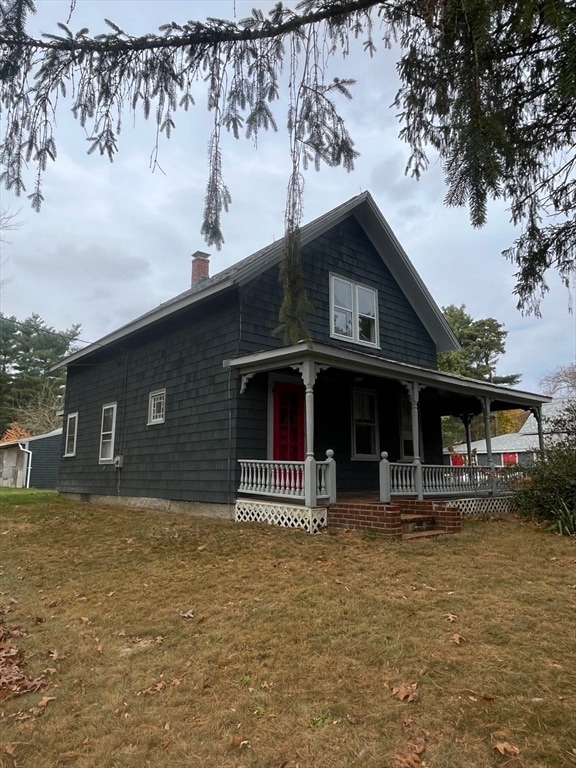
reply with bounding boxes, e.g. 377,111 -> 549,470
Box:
223,342 -> 551,413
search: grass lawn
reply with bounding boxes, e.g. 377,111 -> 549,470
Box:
0,497 -> 575,768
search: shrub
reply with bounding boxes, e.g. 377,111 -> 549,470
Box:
513,401 -> 576,532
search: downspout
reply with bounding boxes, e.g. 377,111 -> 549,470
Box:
18,442 -> 32,489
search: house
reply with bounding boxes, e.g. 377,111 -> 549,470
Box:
0,428 -> 63,489
446,399 -> 571,467
52,193 -> 550,534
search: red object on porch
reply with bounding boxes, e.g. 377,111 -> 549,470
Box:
502,452 -> 518,466
273,382 -> 305,461
450,453 -> 465,466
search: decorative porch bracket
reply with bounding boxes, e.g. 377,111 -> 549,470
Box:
459,412 -> 475,466
528,404 -> 545,452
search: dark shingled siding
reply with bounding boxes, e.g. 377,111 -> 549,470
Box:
60,293 -> 241,504
29,433 -> 63,489
237,215 -> 437,366
60,213 -> 441,502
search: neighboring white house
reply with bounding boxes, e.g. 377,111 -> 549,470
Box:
446,399 -> 571,467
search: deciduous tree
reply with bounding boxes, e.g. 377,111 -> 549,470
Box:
539,363 -> 576,398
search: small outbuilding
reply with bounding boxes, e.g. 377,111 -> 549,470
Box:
0,428 -> 63,489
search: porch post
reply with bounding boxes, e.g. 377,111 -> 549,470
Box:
530,405 -> 545,452
481,397 -> 494,466
479,396 -> 497,494
402,381 -> 423,499
460,413 -> 474,465
294,360 -> 322,507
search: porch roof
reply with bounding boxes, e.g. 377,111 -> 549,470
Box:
223,342 -> 551,413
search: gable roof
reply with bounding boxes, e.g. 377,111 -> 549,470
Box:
52,192 -> 458,370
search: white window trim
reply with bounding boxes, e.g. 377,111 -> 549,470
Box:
330,273 -> 379,348
147,388 -> 166,425
99,402 -> 117,464
351,388 -> 380,460
64,412 -> 78,457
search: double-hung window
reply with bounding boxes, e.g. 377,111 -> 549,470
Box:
99,403 -> 117,463
148,389 -> 166,425
330,275 -> 379,347
352,389 -> 379,459
64,412 -> 78,457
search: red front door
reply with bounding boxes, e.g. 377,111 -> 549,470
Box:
273,382 -> 305,461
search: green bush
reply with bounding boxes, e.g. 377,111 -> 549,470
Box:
513,401 -> 576,532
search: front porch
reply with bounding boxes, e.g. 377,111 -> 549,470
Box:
235,455 -> 520,536
225,341 -> 547,535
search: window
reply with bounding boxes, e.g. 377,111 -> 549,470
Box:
64,412 -> 78,456
330,275 -> 378,346
148,389 -> 166,425
352,389 -> 379,459
99,403 -> 117,463
400,398 -> 414,459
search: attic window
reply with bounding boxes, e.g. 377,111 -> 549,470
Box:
330,274 -> 379,347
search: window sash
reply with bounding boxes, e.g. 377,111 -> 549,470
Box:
352,389 -> 379,459
64,413 -> 78,456
148,389 -> 166,424
99,404 -> 117,463
331,275 -> 378,347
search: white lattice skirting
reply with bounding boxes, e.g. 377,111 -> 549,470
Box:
235,499 -> 327,534
453,496 -> 514,516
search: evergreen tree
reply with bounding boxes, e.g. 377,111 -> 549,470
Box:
439,304 -> 522,444
0,314 -> 81,434
1,0 -> 574,340
438,304 -> 521,385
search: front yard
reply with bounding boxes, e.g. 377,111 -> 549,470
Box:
0,494 -> 575,767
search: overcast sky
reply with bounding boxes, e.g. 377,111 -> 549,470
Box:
1,0 -> 574,393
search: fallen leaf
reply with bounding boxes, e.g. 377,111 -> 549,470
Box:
230,735 -> 251,749
449,633 -> 465,645
136,680 -> 166,695
37,695 -> 56,709
180,610 -> 195,619
119,744 -> 138,754
494,741 -> 520,756
4,744 -> 17,756
394,750 -> 424,767
392,683 -> 419,702
444,613 -> 458,622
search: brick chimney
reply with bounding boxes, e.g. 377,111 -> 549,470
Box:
191,251 -> 210,287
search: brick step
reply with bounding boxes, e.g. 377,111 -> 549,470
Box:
401,513 -> 436,534
402,529 -> 446,541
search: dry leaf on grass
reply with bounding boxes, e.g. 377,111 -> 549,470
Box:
494,741 -> 520,756
180,609 -> 195,619
394,744 -> 426,767
230,735 -> 251,749
444,613 -> 458,622
392,683 -> 419,702
136,680 -> 166,695
449,633 -> 465,645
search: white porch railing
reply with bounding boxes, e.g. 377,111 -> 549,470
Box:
238,450 -> 336,506
379,452 -> 525,502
